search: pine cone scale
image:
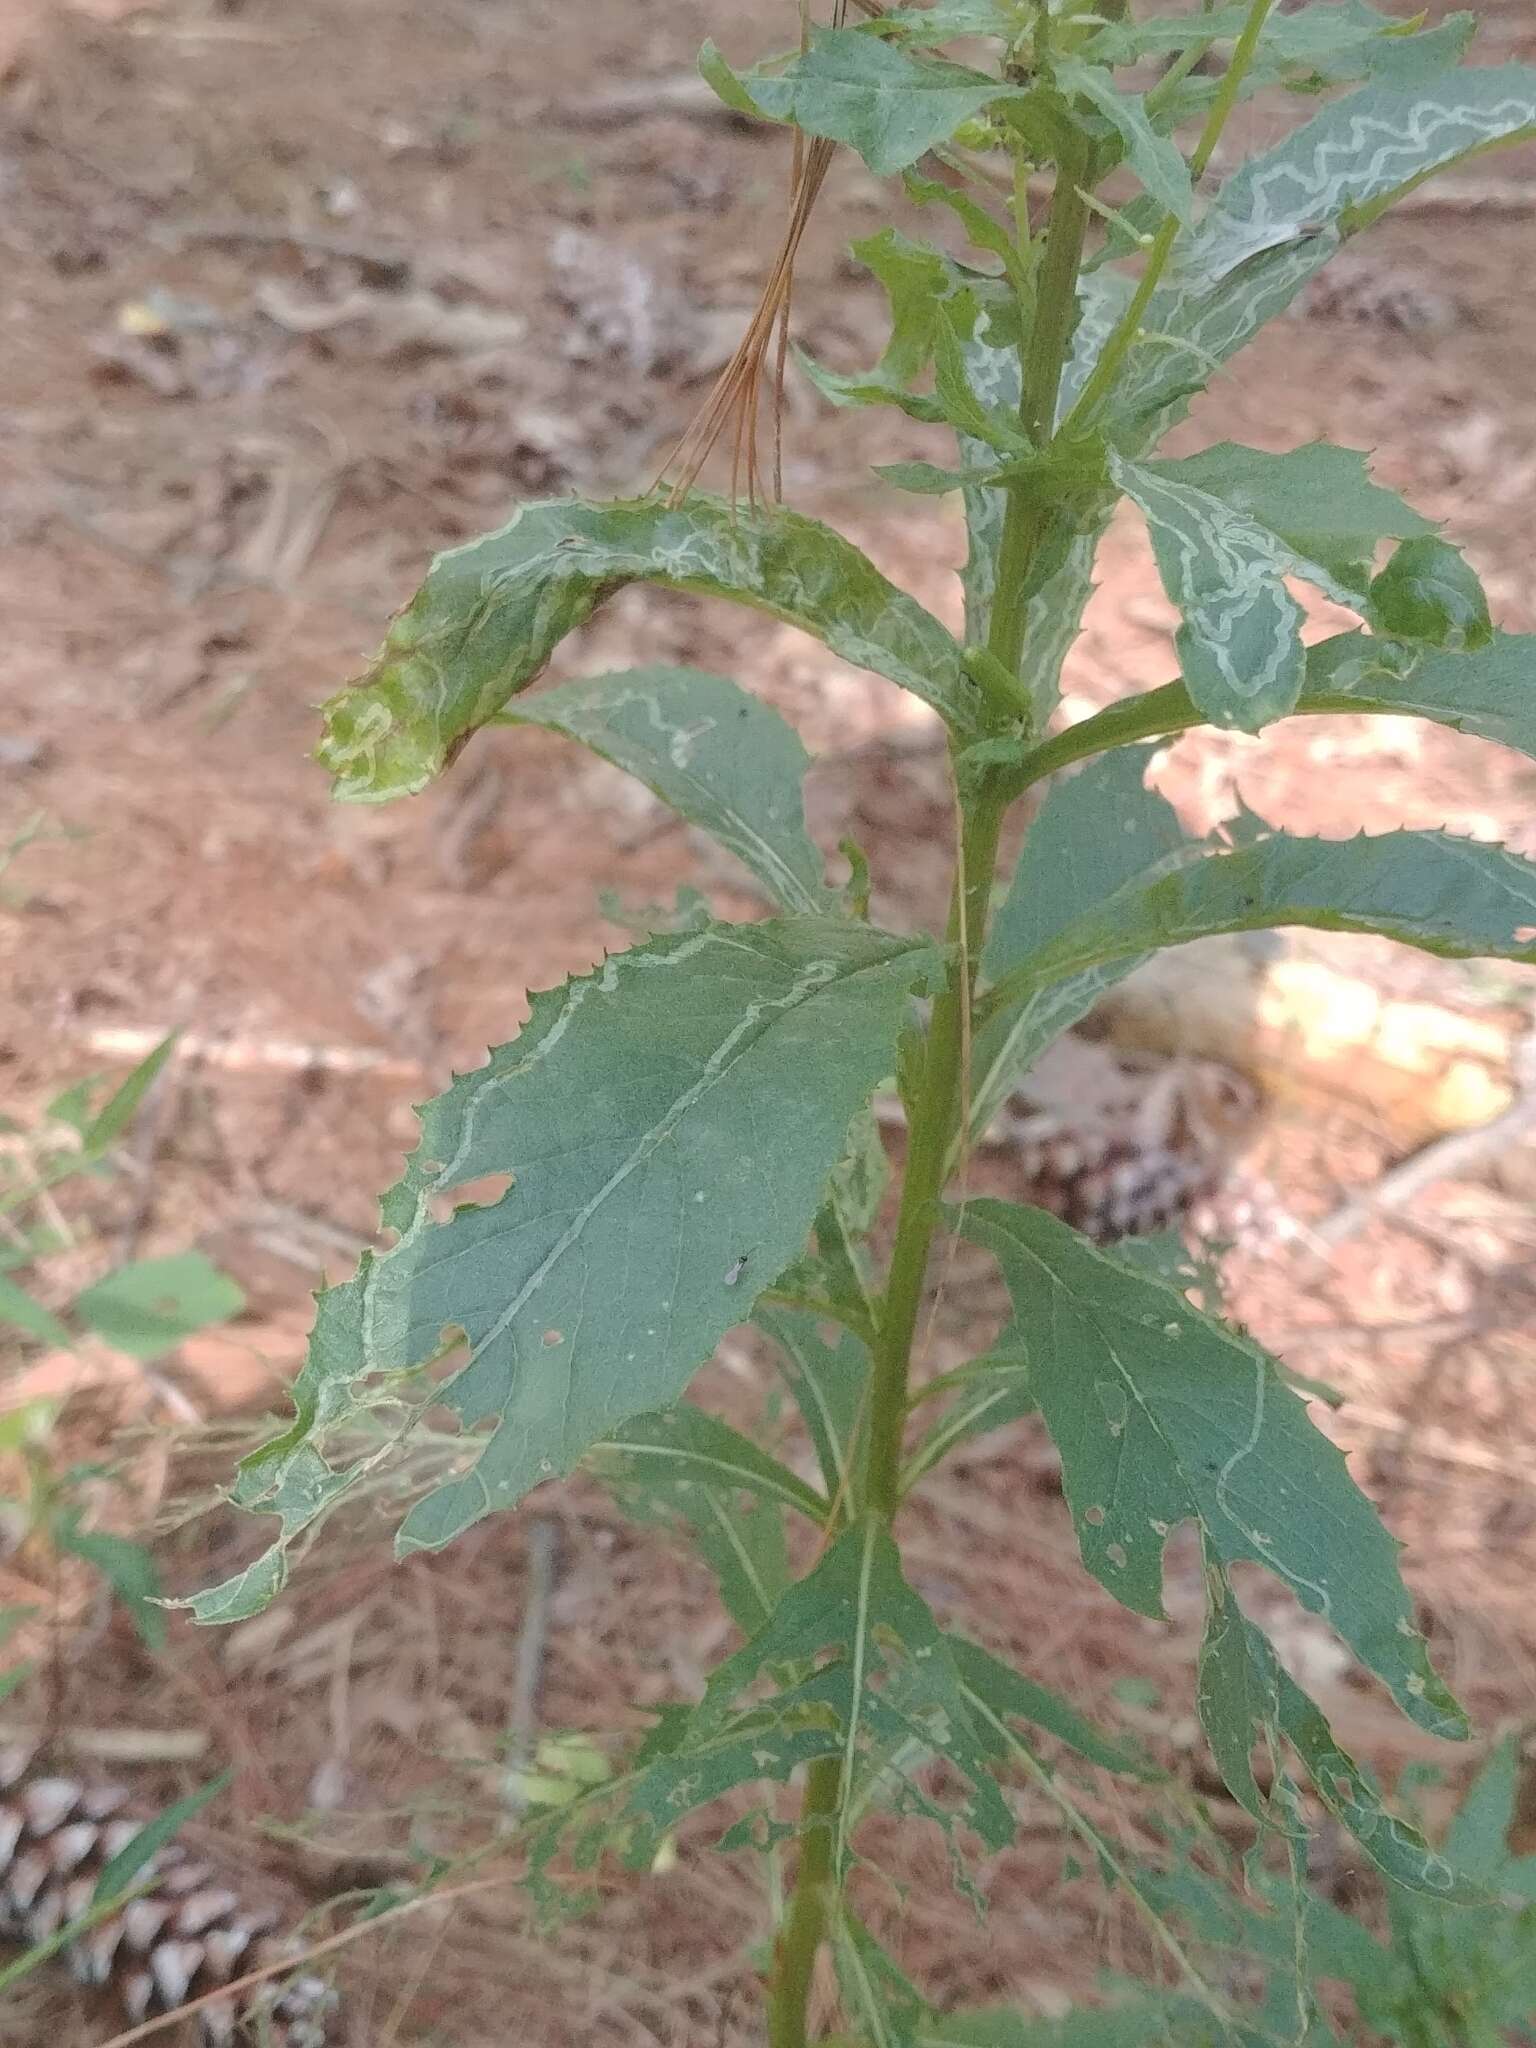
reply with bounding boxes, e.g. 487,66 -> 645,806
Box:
0,1749 -> 340,2045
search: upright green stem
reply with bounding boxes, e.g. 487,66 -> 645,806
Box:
765,1756 -> 839,2048
863,784 -> 1009,1519
766,68 -> 1101,2048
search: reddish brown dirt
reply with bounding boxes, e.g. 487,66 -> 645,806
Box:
2,1 -> 1536,2042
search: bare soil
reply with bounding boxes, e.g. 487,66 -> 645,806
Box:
2,1 -> 1536,2041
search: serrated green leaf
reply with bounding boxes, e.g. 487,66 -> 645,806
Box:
797,227 -> 993,419
700,30 -> 1006,176
904,172 -> 1029,289
1137,1858 -> 1370,2035
532,1523 -> 1016,1902
1368,536 -> 1493,653
1091,2 -> 1470,112
951,1200 -> 1466,1743
1361,16 -> 1478,91
1198,1576 -> 1473,1898
970,744 -> 1194,1145
985,823 -> 1536,1026
947,1635 -> 1159,1780
1201,66 -> 1536,265
319,494 -> 980,801
1111,455 -> 1311,730
1101,69 -> 1536,454
1115,442 -> 1444,729
1300,629 -> 1536,758
0,1272 -> 72,1348
500,667 -> 833,916
185,920 -> 937,1621
1153,444 -> 1437,600
73,1253 -> 243,1361
696,1518 -> 1016,1874
1056,63 -> 1193,225
756,1304 -> 870,1501
589,1404 -> 822,1632
1055,630 -> 1536,784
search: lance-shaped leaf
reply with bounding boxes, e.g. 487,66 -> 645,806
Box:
756,1305 -> 870,1500
1102,68 -> 1536,452
501,667 -> 833,916
590,1407 -> 816,1635
318,493 -> 980,801
832,1913 -> 929,2048
798,229 -> 950,415
985,823 -> 1536,1026
695,1518 -> 1016,1874
969,745 -> 1195,1145
1198,1575 -> 1476,1900
184,919 -> 938,1622
948,1636 -> 1159,1781
1367,535 -> 1493,653
74,1253 -> 244,1361
1154,443 -> 1438,603
1036,630 -> 1536,782
531,1523 -> 1016,1900
700,30 -> 1006,176
1055,63 -> 1193,225
1115,442 -> 1445,728
1085,0 -> 1402,66
1109,461 -> 1310,731
873,0 -> 1015,44
902,1356 -> 1035,1486
1136,1858 -> 1363,2045
952,1200 -> 1466,1743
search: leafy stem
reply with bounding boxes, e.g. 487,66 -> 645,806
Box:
1059,0 -> 1277,436
768,122 -> 1100,2048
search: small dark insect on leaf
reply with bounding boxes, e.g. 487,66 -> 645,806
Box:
724,1253 -> 751,1287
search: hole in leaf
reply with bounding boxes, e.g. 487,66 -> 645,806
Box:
428,1171 -> 514,1224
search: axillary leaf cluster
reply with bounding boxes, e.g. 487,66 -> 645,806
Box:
191,4 -> 1536,2040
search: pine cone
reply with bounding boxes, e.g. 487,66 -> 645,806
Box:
995,1047 -> 1259,1244
0,1746 -> 338,2046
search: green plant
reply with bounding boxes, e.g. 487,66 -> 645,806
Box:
1140,1736 -> 1536,2047
1,1042 -> 244,1650
185,3 -> 1536,2038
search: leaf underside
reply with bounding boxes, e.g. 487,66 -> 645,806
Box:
502,666 -> 836,916
185,919 -> 938,1622
953,1200 -> 1465,1745
318,493 -> 979,801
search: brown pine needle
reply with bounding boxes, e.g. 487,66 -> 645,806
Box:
664,131 -> 836,508
663,0 -> 870,508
